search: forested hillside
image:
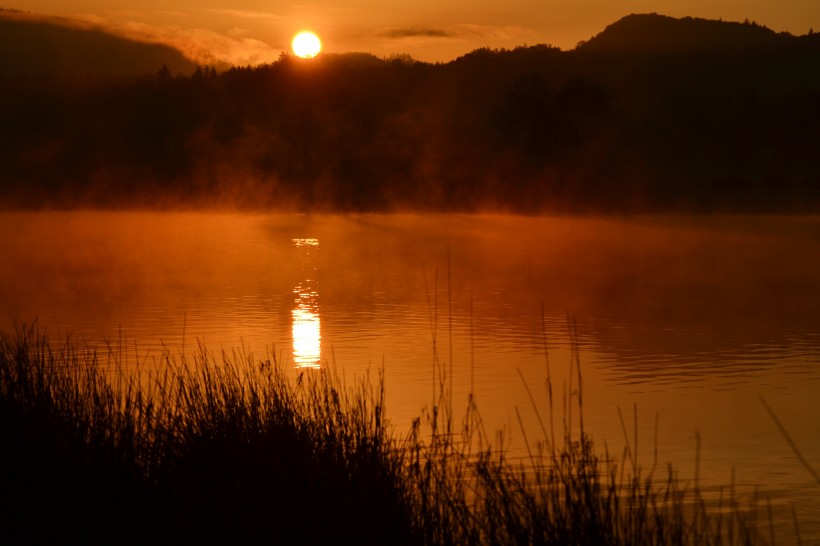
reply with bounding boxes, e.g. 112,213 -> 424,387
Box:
2,13 -> 818,212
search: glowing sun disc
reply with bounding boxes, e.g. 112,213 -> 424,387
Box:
292,31 -> 322,58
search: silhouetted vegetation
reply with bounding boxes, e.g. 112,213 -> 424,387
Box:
1,13 -> 819,212
1,327 -> 768,544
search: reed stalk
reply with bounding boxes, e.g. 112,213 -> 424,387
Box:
1,325 -> 769,545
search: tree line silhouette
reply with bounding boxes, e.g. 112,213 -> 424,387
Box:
1,13 -> 818,212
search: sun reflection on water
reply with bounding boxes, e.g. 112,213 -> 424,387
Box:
291,238 -> 321,368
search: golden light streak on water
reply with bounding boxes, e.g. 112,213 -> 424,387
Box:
291,237 -> 321,368
2,213 -> 819,541
292,238 -> 319,248
292,286 -> 321,368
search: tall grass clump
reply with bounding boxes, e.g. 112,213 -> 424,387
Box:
0,327 -> 152,543
404,402 -> 763,546
399,314 -> 766,545
1,325 -> 766,545
0,326 -> 412,545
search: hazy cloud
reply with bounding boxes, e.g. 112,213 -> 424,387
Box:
382,27 -> 454,38
118,23 -> 282,66
226,26 -> 250,37
382,23 -> 535,43
204,9 -> 282,21
450,23 -> 536,41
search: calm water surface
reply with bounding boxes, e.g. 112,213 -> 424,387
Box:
2,212 -> 819,541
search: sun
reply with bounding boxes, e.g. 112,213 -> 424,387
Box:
292,31 -> 322,59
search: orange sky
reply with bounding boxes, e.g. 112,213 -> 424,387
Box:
11,1 -> 820,63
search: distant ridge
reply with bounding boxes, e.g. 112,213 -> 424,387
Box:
0,11 -> 195,76
577,13 -> 798,53
1,11 -> 818,212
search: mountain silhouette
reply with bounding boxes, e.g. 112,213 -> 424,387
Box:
0,11 -> 195,76
0,12 -> 818,212
578,13 -> 798,53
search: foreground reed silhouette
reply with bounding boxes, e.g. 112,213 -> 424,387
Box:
0,326 -> 767,545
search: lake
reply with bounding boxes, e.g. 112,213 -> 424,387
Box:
2,211 -> 819,541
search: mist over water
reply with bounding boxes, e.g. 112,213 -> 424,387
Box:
3,11 -> 820,542
3,19 -> 819,214
2,211 -> 819,540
